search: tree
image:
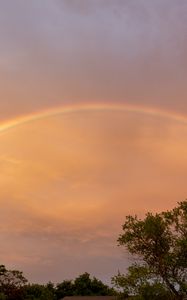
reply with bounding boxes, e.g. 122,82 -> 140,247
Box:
55,280 -> 74,299
24,283 -> 55,300
56,273 -> 116,299
0,265 -> 27,300
113,201 -> 187,299
112,264 -> 172,299
74,272 -> 115,296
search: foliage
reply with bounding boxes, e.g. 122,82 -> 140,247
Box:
112,264 -> 173,299
24,282 -> 56,300
55,280 -> 74,299
55,272 -> 116,299
113,201 -> 187,299
0,266 -> 115,300
74,272 -> 115,296
0,293 -> 6,300
0,265 -> 27,300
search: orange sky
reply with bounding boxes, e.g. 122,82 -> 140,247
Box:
1,108 -> 187,282
0,0 -> 187,284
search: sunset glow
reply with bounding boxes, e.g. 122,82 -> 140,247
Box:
0,0 -> 187,284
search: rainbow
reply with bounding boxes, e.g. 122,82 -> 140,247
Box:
0,102 -> 187,133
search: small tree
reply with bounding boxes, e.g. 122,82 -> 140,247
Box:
0,265 -> 27,300
113,201 -> 187,299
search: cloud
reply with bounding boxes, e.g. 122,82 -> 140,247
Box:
0,0 -> 186,120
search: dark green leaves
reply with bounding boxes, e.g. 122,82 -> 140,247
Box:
115,201 -> 187,299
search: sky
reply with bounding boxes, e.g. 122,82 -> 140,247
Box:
0,0 -> 187,284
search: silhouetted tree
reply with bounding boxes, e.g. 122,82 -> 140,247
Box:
56,273 -> 116,299
0,265 -> 27,300
74,272 -> 113,295
55,280 -> 74,299
24,282 -> 56,300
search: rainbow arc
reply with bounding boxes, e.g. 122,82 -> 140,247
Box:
0,103 -> 187,133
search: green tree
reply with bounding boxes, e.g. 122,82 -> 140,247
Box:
112,264 -> 172,299
113,201 -> 187,299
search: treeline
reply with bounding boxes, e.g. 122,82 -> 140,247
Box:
1,201 -> 187,300
0,269 -> 116,300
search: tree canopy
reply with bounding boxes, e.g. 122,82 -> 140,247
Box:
0,269 -> 115,300
0,265 -> 27,300
112,201 -> 187,299
56,272 -> 115,299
